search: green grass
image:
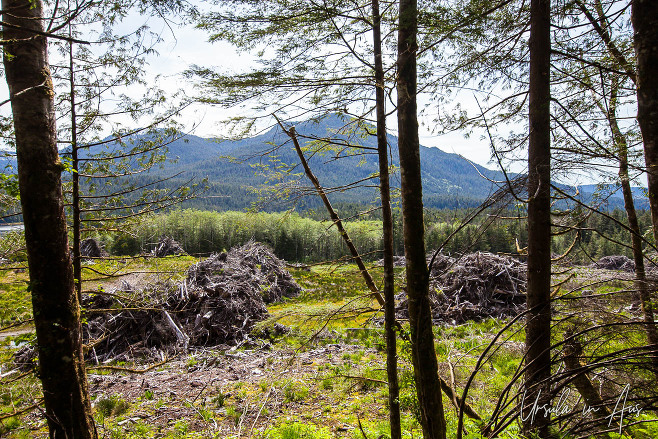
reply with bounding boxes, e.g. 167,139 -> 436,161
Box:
1,256 -> 657,438
282,380 -> 310,403
96,395 -> 130,419
0,271 -> 31,327
263,421 -> 332,439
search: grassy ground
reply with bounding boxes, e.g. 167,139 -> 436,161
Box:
1,257 -> 657,438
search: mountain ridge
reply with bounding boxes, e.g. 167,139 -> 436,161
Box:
153,114 -> 506,209
0,114 -> 649,211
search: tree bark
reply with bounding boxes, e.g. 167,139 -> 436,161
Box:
562,335 -> 613,437
2,1 -> 98,437
397,1 -> 446,438
632,0 -> 658,376
372,0 -> 401,437
606,78 -> 658,379
523,0 -> 552,437
70,38 -> 82,301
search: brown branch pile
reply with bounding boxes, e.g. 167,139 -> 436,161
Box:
80,238 -> 108,258
396,252 -> 527,325
375,255 -> 407,267
82,283 -> 176,363
590,255 -> 635,272
15,242 -> 301,367
152,235 -> 186,257
186,240 -> 301,304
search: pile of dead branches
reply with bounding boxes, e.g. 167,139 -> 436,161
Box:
152,236 -> 186,257
397,252 -> 527,324
82,281 -> 176,363
17,242 -> 301,366
590,255 -> 635,272
375,255 -> 407,267
186,240 -> 301,304
80,238 -> 108,258
170,241 -> 301,346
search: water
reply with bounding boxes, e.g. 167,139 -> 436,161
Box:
0,224 -> 23,234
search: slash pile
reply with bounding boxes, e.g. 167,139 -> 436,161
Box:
16,242 -> 301,367
152,236 -> 187,257
590,255 -> 635,272
80,238 -> 108,258
396,252 -> 527,324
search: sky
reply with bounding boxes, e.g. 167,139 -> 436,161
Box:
1,3 -> 625,185
127,11 -> 503,173
0,4 -> 522,178
111,8 -> 644,188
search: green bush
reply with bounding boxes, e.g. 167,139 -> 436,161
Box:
95,395 -> 130,418
0,416 -> 21,435
283,380 -> 310,403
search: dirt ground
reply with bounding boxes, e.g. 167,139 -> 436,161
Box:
4,262 -> 654,438
14,338 -> 384,437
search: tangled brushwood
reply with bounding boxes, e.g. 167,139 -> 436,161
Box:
14,241 -> 301,368
396,252 -> 527,324
152,235 -> 187,257
185,240 -> 302,304
590,255 -> 636,272
80,238 -> 108,258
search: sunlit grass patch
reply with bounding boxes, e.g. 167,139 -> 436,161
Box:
0,270 -> 31,327
264,298 -> 378,336
262,420 -> 332,439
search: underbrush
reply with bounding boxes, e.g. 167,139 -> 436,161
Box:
1,258 -> 657,438
0,271 -> 30,327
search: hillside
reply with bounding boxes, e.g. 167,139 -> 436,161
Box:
122,114 -> 506,210
0,114 -> 648,211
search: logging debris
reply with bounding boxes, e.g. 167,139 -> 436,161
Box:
396,252 -> 527,324
14,242 -> 300,367
186,240 -> 301,304
80,238 -> 108,258
590,255 -> 635,272
375,255 -> 407,267
152,236 -> 187,257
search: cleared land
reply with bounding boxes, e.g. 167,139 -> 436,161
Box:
0,252 -> 656,438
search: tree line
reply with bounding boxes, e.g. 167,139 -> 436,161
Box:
52,207 -> 649,265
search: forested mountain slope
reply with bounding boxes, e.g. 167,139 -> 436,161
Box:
0,114 -> 646,211
128,114 -> 506,210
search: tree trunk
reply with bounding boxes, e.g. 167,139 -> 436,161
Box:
607,79 -> 658,379
632,0 -> 658,375
372,0 -> 401,437
277,121 -> 385,307
523,0 -> 552,437
562,336 -> 613,437
2,2 -> 98,437
397,1 -> 446,438
70,38 -> 82,301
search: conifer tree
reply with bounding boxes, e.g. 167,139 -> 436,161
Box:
632,0 -> 658,371
2,1 -> 97,436
523,0 -> 552,436
397,1 -> 447,437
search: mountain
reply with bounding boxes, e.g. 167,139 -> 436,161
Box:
0,114 -> 649,211
137,114 -> 506,210
577,184 -> 648,205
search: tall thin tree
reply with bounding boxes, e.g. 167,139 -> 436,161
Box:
2,0 -> 97,437
372,0 -> 401,437
632,0 -> 658,368
523,0 -> 552,437
397,0 -> 446,438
